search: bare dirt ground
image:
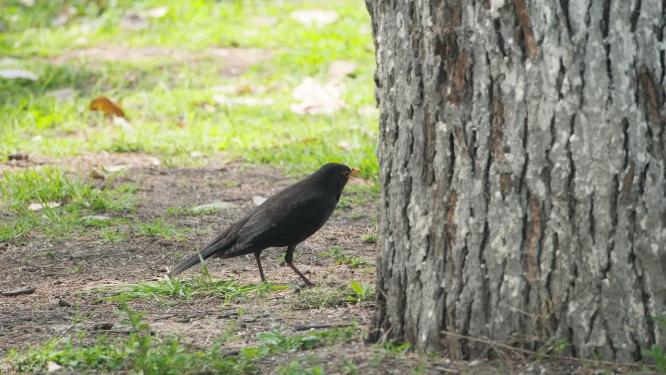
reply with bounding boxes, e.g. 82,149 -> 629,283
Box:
0,159 -> 642,374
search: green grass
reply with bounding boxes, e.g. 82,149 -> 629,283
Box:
138,218 -> 189,242
645,316 -> 666,373
0,167 -> 135,241
107,265 -> 287,302
321,245 -> 369,268
295,281 -> 374,309
4,304 -> 360,374
1,0 -> 379,179
362,232 -> 377,243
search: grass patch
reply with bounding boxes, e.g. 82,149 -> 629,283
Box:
0,0 -> 379,179
321,246 -> 369,268
295,281 -> 374,310
0,167 -> 135,241
362,232 -> 377,244
138,218 -> 188,242
4,304 -> 360,374
0,167 -> 133,211
645,316 -> 666,373
107,266 -> 287,302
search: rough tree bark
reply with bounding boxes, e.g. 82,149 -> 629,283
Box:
366,0 -> 665,361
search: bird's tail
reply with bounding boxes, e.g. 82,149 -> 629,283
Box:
168,236 -> 231,277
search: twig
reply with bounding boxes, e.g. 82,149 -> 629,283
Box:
440,330 -> 649,369
1,287 -> 35,297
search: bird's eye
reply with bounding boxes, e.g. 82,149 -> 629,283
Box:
343,170 -> 350,177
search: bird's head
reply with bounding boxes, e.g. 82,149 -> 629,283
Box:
313,163 -> 360,200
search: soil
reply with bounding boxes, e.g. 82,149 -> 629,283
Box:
0,157 -> 642,374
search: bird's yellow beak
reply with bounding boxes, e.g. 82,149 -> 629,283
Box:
350,167 -> 361,176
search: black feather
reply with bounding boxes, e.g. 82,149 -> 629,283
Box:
167,163 -> 352,284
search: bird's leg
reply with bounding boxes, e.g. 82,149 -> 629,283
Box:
254,251 -> 266,283
285,245 -> 314,286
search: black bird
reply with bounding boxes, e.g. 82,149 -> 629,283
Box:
168,163 -> 357,286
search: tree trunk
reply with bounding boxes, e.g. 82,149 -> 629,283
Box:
367,0 -> 665,361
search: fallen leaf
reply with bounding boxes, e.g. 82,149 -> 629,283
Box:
89,96 -> 126,118
0,69 -> 38,81
112,116 -> 132,131
290,10 -> 338,27
176,116 -> 186,128
358,105 -> 379,117
290,77 -> 343,115
253,16 -> 277,27
212,94 -> 274,107
52,6 -> 77,27
148,157 -> 161,166
337,141 -> 351,150
28,202 -> 61,211
47,361 -> 61,372
120,13 -> 147,30
252,196 -> 267,206
327,61 -> 357,82
144,6 -> 168,18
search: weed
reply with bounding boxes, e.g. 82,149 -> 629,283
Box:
645,316 -> 666,373
295,286 -> 349,310
100,227 -> 126,243
277,359 -> 323,375
340,359 -> 359,375
5,304 -> 255,374
107,272 -> 287,303
346,281 -> 374,303
362,233 -> 377,243
5,302 -> 360,373
138,218 -> 188,242
321,246 -> 368,268
295,282 -> 373,310
0,0 -> 379,178
0,167 -> 133,212
257,326 -> 358,352
0,168 -> 135,241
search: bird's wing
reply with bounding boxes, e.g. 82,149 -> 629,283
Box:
232,188 -> 332,251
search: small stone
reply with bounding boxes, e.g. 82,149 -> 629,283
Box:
0,69 -> 38,81
28,202 -> 60,211
57,299 -> 72,307
104,165 -> 126,173
47,361 -> 61,372
90,169 -> 106,180
94,322 -> 114,330
252,196 -> 267,206
191,201 -> 237,213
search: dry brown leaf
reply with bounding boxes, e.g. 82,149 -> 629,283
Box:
89,96 -> 126,118
290,78 -> 343,115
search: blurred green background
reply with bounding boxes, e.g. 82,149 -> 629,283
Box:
0,0 -> 378,177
